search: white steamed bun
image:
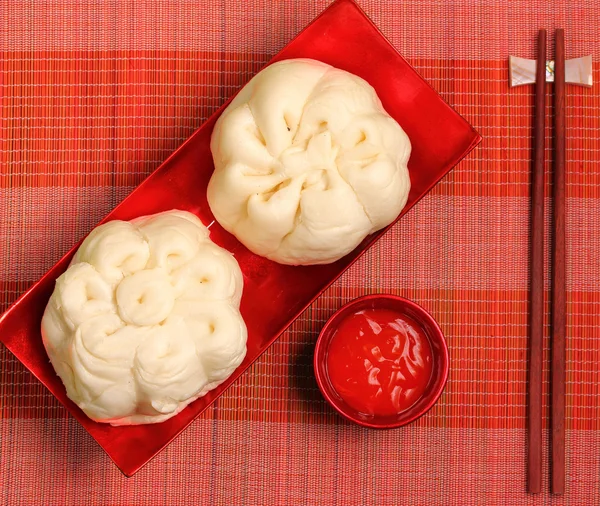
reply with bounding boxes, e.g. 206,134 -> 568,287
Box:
208,58 -> 411,265
41,210 -> 247,425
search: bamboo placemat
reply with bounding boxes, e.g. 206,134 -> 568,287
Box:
1,1 -> 599,504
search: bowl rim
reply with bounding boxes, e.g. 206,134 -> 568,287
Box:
313,293 -> 449,429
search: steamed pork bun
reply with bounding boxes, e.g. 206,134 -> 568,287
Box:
41,210 -> 247,425
208,58 -> 411,265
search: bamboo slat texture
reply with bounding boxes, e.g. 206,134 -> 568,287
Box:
1,1 -> 599,504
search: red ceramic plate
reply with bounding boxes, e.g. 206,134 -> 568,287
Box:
0,0 -> 481,476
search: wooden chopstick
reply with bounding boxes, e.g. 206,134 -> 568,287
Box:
528,28 -> 546,495
552,27 -> 566,496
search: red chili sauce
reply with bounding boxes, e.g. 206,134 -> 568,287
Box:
326,308 -> 433,417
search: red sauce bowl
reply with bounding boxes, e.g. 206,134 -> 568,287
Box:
314,294 -> 449,429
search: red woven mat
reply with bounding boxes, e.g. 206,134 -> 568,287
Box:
1,1 -> 599,504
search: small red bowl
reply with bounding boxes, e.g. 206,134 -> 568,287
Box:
314,294 -> 449,429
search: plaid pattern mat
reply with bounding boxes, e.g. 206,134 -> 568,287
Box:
1,1 -> 599,504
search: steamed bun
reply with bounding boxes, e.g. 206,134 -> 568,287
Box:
208,58 -> 411,265
41,210 -> 247,425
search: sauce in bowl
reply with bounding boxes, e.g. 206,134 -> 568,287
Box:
326,308 -> 433,417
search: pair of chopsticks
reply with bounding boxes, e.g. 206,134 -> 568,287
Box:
528,28 -> 566,496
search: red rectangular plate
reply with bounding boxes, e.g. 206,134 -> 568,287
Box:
0,0 -> 481,476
